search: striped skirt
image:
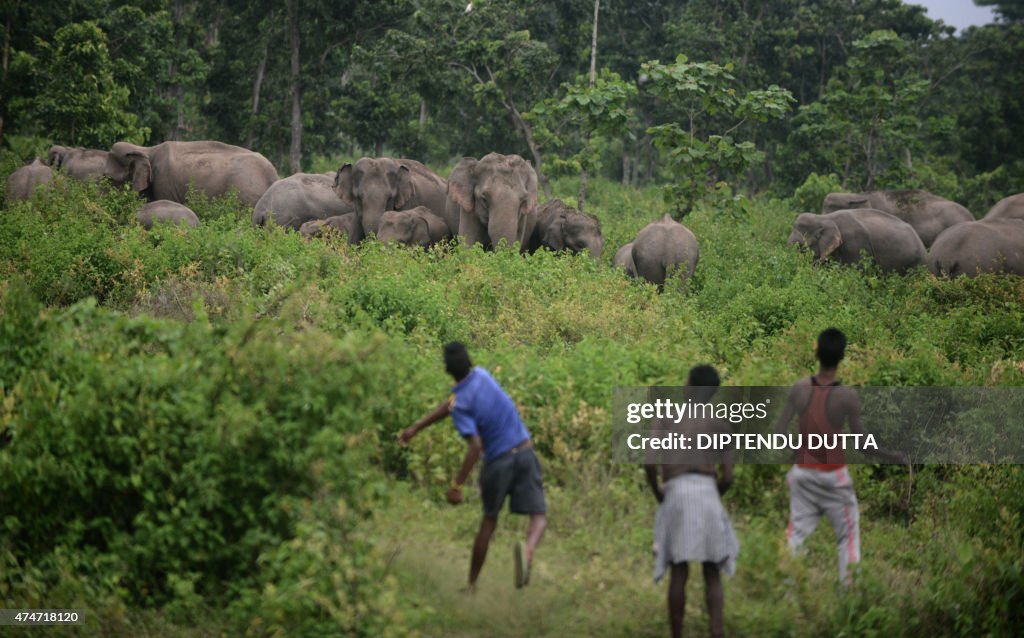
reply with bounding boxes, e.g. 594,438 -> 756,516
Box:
653,473 -> 739,583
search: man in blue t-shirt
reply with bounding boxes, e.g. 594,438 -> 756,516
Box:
399,342 -> 547,590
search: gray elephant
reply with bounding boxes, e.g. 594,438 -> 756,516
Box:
612,241 -> 637,277
928,219 -> 1024,277
47,145 -> 117,184
527,199 -> 604,259
377,207 -> 452,248
137,200 -> 200,230
984,193 -> 1024,221
789,209 -> 926,273
252,172 -> 355,230
621,215 -> 699,290
822,189 -> 973,248
104,141 -> 279,207
299,214 -> 359,242
5,158 -> 54,203
334,158 -> 450,243
447,153 -> 539,252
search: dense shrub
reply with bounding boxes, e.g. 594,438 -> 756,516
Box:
1,175 -> 1022,635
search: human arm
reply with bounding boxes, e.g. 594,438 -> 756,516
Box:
447,435 -> 483,504
399,398 -> 452,445
773,384 -> 802,434
644,464 -> 664,503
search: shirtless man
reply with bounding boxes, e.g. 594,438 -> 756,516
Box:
773,328 -> 906,587
645,365 -> 738,638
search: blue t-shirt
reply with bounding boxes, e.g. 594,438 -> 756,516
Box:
450,367 -> 530,461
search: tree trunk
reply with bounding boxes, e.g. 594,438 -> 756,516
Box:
375,138 -> 383,157
170,0 -> 186,140
419,98 -> 427,128
621,146 -> 630,188
246,42 -> 268,149
288,0 -> 302,174
0,3 -> 15,145
505,98 -> 551,198
577,0 -> 600,214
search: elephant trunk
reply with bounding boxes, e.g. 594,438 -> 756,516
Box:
359,193 -> 390,237
487,203 -> 524,250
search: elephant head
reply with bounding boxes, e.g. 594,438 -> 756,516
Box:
47,145 -> 71,169
789,213 -> 842,261
107,142 -> 152,195
822,192 -> 870,213
541,210 -> 604,259
334,158 -> 416,242
448,153 -> 538,251
377,209 -> 431,247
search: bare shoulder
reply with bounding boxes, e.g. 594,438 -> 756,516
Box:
835,385 -> 861,406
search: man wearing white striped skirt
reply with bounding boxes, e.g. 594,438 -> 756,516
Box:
645,366 -> 738,638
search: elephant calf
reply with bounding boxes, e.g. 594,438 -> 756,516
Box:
928,219 -> 1024,278
138,200 -> 200,230
984,193 -> 1024,221
613,242 -> 638,277
377,207 -> 451,248
527,199 -> 604,260
253,172 -> 355,230
618,215 -> 699,290
299,214 -> 359,242
823,189 -> 973,248
789,209 -> 926,274
5,158 -> 54,204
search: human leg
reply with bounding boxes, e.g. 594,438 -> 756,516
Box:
669,562 -> 689,638
787,467 -> 823,555
702,562 -> 724,638
824,475 -> 860,588
469,516 -> 498,585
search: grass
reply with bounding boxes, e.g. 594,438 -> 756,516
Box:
0,169 -> 1022,636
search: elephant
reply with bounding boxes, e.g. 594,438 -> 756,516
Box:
822,189 -> 973,248
5,158 -> 54,204
613,241 -> 637,277
104,140 -> 279,207
526,198 -> 604,259
252,172 -> 355,230
447,153 -> 539,252
621,215 -> 699,290
47,145 -> 118,184
299,214 -> 359,242
137,200 -> 200,230
334,157 -> 450,243
789,209 -> 926,273
984,193 -> 1024,221
927,219 -> 1024,277
377,207 -> 452,248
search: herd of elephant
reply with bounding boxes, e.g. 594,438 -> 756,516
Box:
5,139 -> 1024,284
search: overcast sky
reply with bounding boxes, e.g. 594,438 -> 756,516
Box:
910,1 -> 996,31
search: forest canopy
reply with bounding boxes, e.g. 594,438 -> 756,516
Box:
2,0 -> 1022,210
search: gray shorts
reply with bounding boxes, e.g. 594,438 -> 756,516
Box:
479,447 -> 547,519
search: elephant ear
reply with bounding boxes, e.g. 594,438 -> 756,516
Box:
47,146 -> 67,169
128,153 -> 152,193
542,212 -> 567,250
414,214 -> 432,245
447,157 -> 478,214
394,165 -> 414,210
334,164 -> 355,204
516,157 -> 539,215
817,220 -> 843,260
848,196 -> 869,208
